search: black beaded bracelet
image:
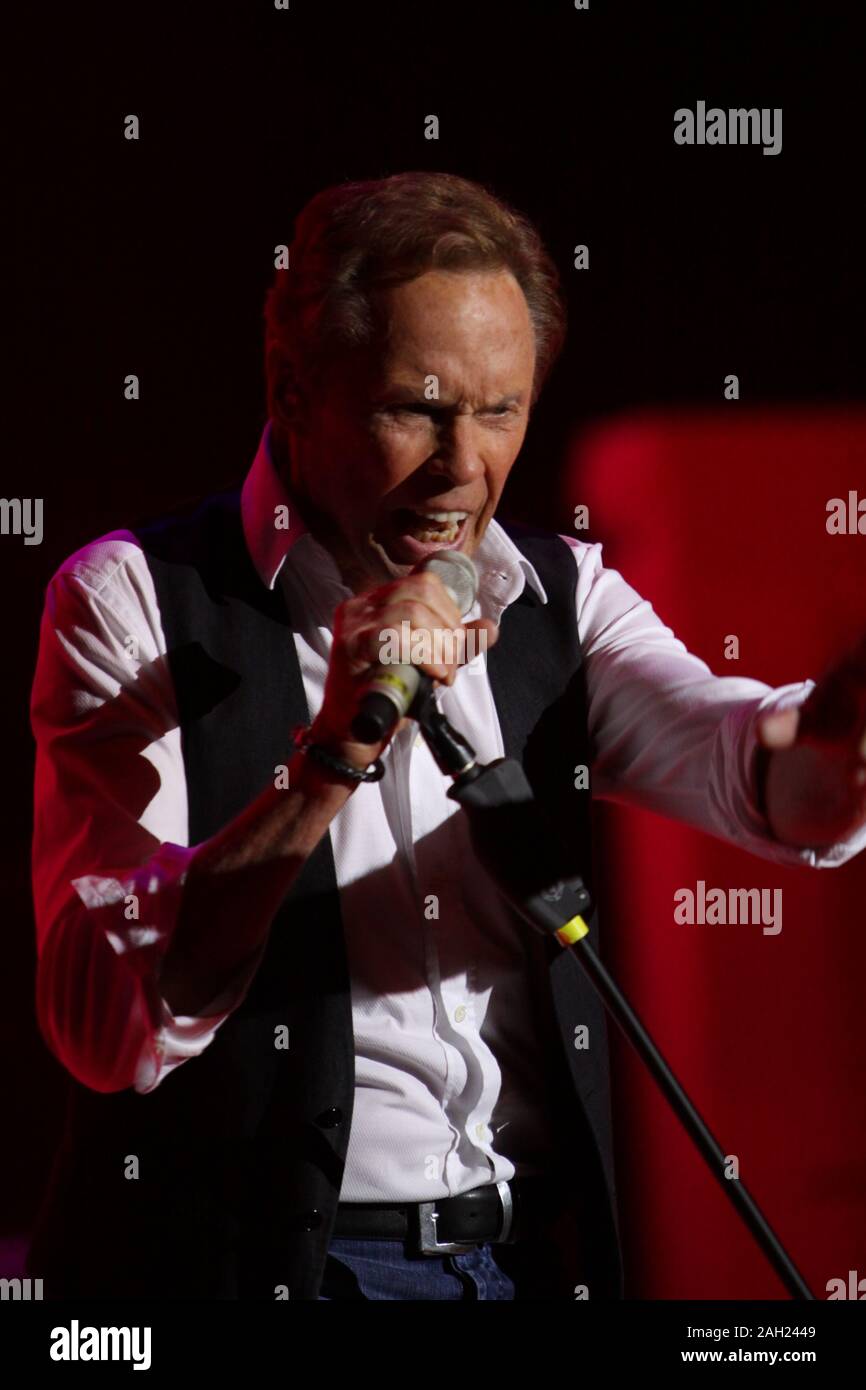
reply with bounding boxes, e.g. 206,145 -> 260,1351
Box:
291,725 -> 386,784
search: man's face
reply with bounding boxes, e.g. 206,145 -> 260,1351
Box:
286,267 -> 537,591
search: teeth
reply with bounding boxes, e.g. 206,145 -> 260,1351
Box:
399,508 -> 469,545
415,525 -> 458,541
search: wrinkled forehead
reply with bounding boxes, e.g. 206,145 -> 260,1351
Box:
324,269 -> 537,404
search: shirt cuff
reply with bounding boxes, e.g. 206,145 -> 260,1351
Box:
134,995 -> 233,1094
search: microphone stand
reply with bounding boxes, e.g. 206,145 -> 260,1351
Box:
411,680 -> 816,1301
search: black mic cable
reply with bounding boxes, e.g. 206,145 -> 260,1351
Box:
412,689 -> 816,1301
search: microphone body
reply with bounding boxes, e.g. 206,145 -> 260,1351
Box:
350,550 -> 478,745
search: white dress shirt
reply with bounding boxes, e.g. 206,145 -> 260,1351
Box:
30,423 -> 866,1202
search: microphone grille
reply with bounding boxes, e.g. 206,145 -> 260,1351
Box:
420,549 -> 478,616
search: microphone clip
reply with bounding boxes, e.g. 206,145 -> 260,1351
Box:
410,678 -> 479,782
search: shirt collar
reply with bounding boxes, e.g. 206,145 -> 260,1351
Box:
241,421 -> 548,616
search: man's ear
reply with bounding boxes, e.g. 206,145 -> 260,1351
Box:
267,349 -> 309,436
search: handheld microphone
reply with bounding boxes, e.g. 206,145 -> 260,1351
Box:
350,549 -> 479,745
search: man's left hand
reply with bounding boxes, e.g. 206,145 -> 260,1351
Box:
756,632 -> 866,849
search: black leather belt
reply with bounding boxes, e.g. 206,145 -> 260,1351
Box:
332,1177 -> 559,1256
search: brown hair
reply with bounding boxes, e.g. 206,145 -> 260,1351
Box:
264,171 -> 567,420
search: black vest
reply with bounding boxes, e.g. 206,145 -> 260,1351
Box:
28,488 -> 624,1300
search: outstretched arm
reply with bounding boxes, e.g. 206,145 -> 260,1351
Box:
563,534 -> 866,867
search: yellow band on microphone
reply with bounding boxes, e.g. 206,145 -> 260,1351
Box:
555,914 -> 589,947
373,672 -> 413,698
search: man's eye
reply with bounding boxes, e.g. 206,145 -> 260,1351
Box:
379,403 -> 516,421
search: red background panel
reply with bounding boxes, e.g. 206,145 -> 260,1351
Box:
567,409 -> 866,1298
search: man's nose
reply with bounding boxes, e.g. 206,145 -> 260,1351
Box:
426,416 -> 484,484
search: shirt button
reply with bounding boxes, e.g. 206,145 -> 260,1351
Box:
475,1123 -> 488,1141
414,733 -> 423,749
454,1005 -> 467,1023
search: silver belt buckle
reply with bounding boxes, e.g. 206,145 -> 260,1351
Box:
416,1180 -> 515,1256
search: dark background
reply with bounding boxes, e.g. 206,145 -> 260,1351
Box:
5,0 -> 864,1268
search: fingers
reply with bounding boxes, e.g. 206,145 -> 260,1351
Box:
342,573 -> 490,685
367,571 -> 463,631
332,572 -> 498,714
348,598 -> 461,681
764,637 -> 866,793
797,664 -> 866,744
320,574 -> 496,756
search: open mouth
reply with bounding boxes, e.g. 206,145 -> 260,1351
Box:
399,508 -> 468,543
376,507 -> 472,563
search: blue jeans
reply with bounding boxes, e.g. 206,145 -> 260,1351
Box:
317,1234 -> 566,1300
